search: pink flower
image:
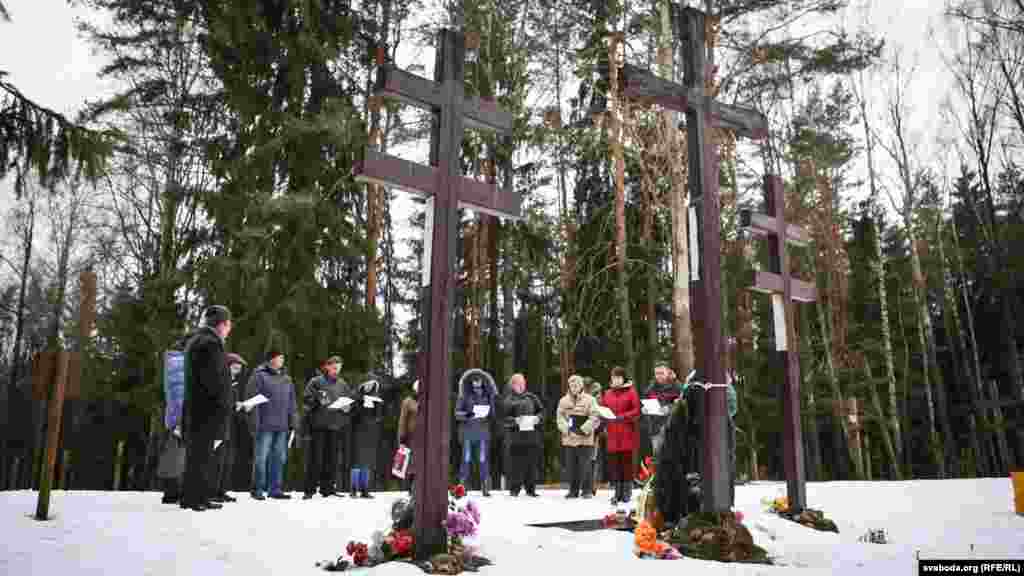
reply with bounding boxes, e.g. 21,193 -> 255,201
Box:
734,511 -> 744,523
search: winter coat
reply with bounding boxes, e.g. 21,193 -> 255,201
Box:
602,383 -> 641,453
398,396 -> 418,446
455,375 -> 497,444
302,374 -> 353,432
351,378 -> 387,469
679,381 -> 738,420
556,391 -> 600,447
182,326 -> 231,440
246,364 -> 299,434
641,379 -> 683,438
501,390 -> 544,447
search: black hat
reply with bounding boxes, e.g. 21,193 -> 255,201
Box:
203,305 -> 231,327
321,355 -> 342,367
266,349 -> 284,361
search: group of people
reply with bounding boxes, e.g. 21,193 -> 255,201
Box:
158,305 -> 391,511
160,305 -> 736,512
447,363 -> 737,507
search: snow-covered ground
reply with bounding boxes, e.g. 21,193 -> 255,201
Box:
4,479 -> 1023,575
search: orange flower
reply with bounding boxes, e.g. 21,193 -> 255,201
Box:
634,520 -> 669,554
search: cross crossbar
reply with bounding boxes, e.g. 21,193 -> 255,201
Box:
355,150 -> 518,218
745,270 -> 817,302
376,66 -> 514,133
619,64 -> 768,139
740,210 -> 812,246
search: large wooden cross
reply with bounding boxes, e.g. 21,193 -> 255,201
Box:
740,175 -> 817,512
611,4 -> 767,512
353,28 -> 519,559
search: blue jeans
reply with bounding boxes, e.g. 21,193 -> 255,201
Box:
253,430 -> 288,496
459,439 -> 489,486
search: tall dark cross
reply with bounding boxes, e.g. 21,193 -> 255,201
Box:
613,4 -> 766,511
353,29 -> 519,558
740,175 -> 817,512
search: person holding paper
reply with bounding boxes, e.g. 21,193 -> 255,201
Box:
180,305 -> 233,512
246,349 -> 298,500
501,374 -> 544,497
556,375 -> 600,499
349,377 -> 387,498
301,355 -> 351,499
455,370 -> 497,496
208,352 -> 249,504
601,366 -> 641,505
396,379 -> 419,495
641,365 -> 684,459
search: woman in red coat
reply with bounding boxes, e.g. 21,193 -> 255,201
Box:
601,366 -> 640,505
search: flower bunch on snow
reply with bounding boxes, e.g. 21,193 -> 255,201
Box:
345,541 -> 370,566
636,456 -> 655,483
445,484 -> 481,555
633,520 -> 683,560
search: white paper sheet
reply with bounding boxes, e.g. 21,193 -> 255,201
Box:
473,405 -> 491,418
596,406 -> 616,420
329,396 -> 354,410
362,395 -> 384,404
641,399 -> 664,416
213,440 -> 223,451
239,394 -> 269,411
288,430 -> 295,448
518,415 -> 537,431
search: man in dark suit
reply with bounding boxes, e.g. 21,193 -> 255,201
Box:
181,305 -> 233,511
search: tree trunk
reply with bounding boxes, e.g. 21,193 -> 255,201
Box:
608,34 -> 634,378
657,0 -> 693,379
857,81 -> 903,471
6,185 -> 36,490
553,12 -> 574,390
800,306 -> 823,481
364,0 -> 391,312
905,226 -> 948,478
865,359 -> 900,479
809,253 -> 860,479
938,218 -> 984,476
502,222 -> 515,380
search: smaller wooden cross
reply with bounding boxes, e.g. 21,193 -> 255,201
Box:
740,174 -> 817,512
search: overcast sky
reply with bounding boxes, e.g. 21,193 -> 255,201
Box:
0,0 -> 957,273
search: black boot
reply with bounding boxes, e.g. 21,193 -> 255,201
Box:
610,482 -> 621,505
482,478 -> 491,497
622,482 -> 632,504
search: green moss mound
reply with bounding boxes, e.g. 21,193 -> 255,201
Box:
775,508 -> 839,533
668,512 -> 772,564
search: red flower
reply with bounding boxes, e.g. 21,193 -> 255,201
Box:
643,456 -> 653,468
391,530 -> 414,557
451,484 -> 466,498
734,511 -> 744,523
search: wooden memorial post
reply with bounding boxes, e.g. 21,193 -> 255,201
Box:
740,175 -> 817,512
608,3 -> 766,512
353,29 -> 519,558
32,269 -> 92,520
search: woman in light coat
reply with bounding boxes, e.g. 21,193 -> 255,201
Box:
556,375 -> 600,499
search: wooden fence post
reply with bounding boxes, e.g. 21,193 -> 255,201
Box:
35,350 -> 70,520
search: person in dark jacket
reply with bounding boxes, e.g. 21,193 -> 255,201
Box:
246,349 -> 299,500
180,305 -> 233,512
208,352 -> 248,503
455,370 -> 497,496
350,375 -> 387,498
302,355 -> 352,499
501,373 -> 544,497
641,365 -> 684,459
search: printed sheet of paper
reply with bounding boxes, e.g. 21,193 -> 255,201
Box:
518,415 -> 537,431
239,394 -> 269,411
472,405 -> 491,418
363,395 -> 384,404
329,396 -> 354,410
596,406 -> 616,420
641,399 -> 664,416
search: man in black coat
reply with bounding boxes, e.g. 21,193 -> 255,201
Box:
302,355 -> 352,499
181,305 -> 233,511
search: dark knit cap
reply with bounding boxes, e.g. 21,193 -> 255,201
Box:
203,305 -> 231,327
321,355 -> 342,367
226,352 -> 247,366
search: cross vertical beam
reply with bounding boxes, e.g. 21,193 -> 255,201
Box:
676,4 -> 730,513
353,28 -> 518,559
740,174 -> 817,512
